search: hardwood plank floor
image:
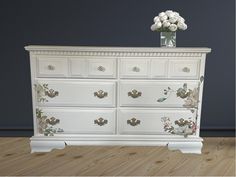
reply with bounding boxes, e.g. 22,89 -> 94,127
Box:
0,137 -> 235,176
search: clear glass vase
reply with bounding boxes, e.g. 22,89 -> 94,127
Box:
160,32 -> 176,47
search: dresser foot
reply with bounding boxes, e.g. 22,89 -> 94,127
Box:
30,140 -> 66,153
168,141 -> 203,154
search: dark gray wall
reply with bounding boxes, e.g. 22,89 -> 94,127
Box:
0,0 -> 235,136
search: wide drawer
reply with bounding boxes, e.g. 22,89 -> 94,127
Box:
36,108 -> 116,135
34,80 -> 116,107
119,81 -> 200,108
118,109 -> 197,136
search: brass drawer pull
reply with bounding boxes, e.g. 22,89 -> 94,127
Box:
182,67 -> 190,73
45,89 -> 59,98
132,66 -> 140,72
97,66 -> 106,72
94,90 -> 108,98
94,117 -> 108,126
128,89 -> 142,98
35,84 -> 59,102
48,65 -> 55,70
127,118 -> 141,126
45,117 -> 60,125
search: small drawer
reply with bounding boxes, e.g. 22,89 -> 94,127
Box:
37,57 -> 68,77
169,60 -> 200,79
36,108 -> 116,135
120,59 -> 149,78
35,80 -> 116,107
118,109 -> 196,135
88,59 -> 116,78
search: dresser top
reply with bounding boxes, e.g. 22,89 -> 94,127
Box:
25,45 -> 211,53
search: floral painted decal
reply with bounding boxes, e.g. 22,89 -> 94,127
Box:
157,76 -> 204,109
36,109 -> 64,136
161,117 -> 196,138
157,83 -> 199,108
34,84 -> 59,102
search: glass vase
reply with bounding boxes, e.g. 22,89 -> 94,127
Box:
160,32 -> 176,47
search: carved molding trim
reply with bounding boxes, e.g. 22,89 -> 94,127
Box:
25,46 -> 211,57
26,50 -> 203,57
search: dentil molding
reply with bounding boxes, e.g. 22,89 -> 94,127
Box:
25,46 -> 211,57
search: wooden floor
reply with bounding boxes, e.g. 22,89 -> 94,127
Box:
0,138 -> 235,176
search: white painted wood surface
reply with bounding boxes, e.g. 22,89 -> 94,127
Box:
119,80 -> 199,107
25,46 -> 211,154
36,80 -> 116,107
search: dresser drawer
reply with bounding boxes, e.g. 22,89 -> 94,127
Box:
118,109 -> 196,135
37,57 -> 68,77
120,59 -> 149,78
169,59 -> 200,79
36,108 -> 116,135
120,81 -> 199,108
69,58 -> 116,78
35,80 -> 116,107
88,59 -> 116,78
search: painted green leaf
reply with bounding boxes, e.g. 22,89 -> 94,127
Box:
157,97 -> 167,102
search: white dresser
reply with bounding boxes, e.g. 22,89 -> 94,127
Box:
25,46 -> 211,154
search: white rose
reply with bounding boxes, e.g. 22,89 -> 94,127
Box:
150,23 -> 158,31
177,21 -> 187,30
153,16 -> 160,23
163,20 -> 170,27
160,15 -> 168,21
156,22 -> 162,28
168,12 -> 175,18
158,12 -> 166,17
178,16 -> 185,23
173,12 -> 180,17
169,17 -> 178,23
165,10 -> 173,16
169,24 -> 177,31
182,23 -> 187,30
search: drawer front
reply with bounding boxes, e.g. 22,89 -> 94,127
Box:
35,80 -> 116,107
36,108 -> 116,135
88,59 -> 116,78
169,59 -> 200,79
150,59 -> 168,78
37,57 -> 68,77
69,58 -> 86,77
120,59 -> 149,78
118,109 -> 196,135
120,81 -> 199,108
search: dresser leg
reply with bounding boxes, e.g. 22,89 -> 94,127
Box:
168,142 -> 203,154
30,140 -> 66,153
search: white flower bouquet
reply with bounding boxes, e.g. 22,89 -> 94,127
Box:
151,10 -> 187,32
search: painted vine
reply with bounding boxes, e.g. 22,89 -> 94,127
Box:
161,117 -> 197,138
36,109 -> 64,136
34,84 -> 59,103
157,76 -> 204,109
